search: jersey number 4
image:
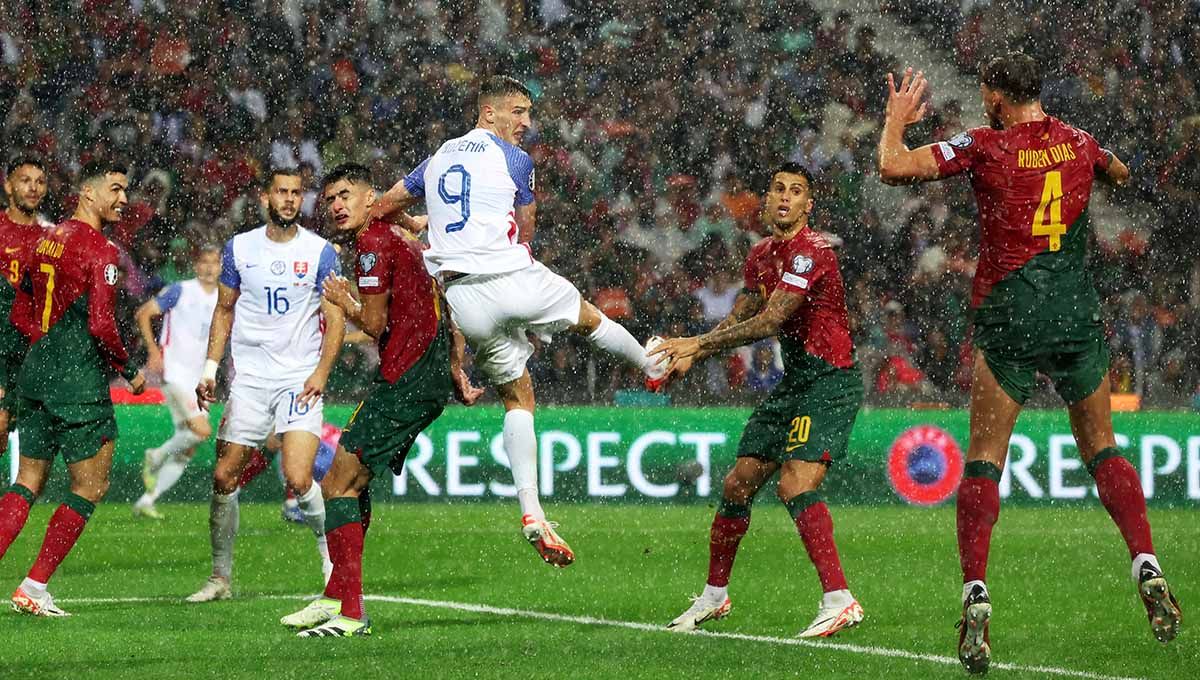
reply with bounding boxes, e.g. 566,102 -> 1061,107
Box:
438,165 -> 471,233
1031,170 -> 1066,252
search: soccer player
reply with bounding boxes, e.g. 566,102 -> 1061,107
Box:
187,168 -> 345,606
279,162 -> 482,637
0,155 -> 49,451
877,54 -> 1182,673
0,160 -> 146,616
131,245 -> 220,519
372,76 -> 666,567
652,163 -> 865,638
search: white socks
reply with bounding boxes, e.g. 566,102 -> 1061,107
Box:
210,489 -> 240,579
503,409 -> 544,520
962,580 -> 988,603
146,452 -> 191,502
296,482 -> 326,539
701,583 -> 728,603
1133,553 -> 1162,583
587,313 -> 653,373
20,577 -> 47,597
157,429 -> 204,459
822,588 -> 854,609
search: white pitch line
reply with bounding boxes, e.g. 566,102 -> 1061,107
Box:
60,594 -> 1148,680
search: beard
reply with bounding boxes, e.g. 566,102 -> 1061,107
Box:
269,204 -> 300,229
10,197 -> 40,218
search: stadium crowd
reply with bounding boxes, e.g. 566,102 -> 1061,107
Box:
0,0 -> 1196,408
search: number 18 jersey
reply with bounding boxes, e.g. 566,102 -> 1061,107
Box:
219,225 -> 339,384
404,127 -> 536,276
931,117 -> 1111,327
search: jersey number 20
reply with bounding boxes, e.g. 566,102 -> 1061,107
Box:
1032,171 -> 1066,252
438,165 -> 471,233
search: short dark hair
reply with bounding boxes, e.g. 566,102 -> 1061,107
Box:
6,154 -> 46,177
771,162 -> 815,193
79,159 -> 129,186
980,52 -> 1042,104
321,162 -> 373,191
195,243 -> 221,258
263,166 -> 303,191
478,75 -> 532,106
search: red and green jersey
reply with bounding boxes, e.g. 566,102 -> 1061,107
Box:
0,213 -> 44,363
743,227 -> 855,380
932,117 -> 1111,326
13,219 -> 138,403
354,220 -> 447,391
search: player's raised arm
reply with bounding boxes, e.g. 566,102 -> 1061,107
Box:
878,68 -> 943,185
372,158 -> 428,228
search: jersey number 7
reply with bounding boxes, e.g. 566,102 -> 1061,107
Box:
1031,170 -> 1066,252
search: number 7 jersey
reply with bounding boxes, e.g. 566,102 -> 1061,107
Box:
403,127 -> 536,276
219,225 -> 340,383
931,116 -> 1111,325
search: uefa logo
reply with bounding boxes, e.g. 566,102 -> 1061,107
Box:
887,425 -> 964,506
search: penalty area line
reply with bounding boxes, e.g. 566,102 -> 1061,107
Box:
60,593 -> 1147,680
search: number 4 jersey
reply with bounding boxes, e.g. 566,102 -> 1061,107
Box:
931,117 -> 1112,328
219,225 -> 339,384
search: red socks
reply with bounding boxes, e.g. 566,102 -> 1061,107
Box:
323,497 -> 365,619
786,492 -> 848,593
27,494 -> 94,584
706,499 -> 751,588
0,485 -> 35,560
957,462 -> 1001,584
238,450 -> 272,488
1090,449 -> 1155,558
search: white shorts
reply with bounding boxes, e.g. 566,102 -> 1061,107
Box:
445,261 -> 582,385
163,382 -> 204,428
218,378 -> 323,447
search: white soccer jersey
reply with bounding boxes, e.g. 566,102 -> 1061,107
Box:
219,225 -> 340,384
405,127 -> 536,275
156,278 -> 218,389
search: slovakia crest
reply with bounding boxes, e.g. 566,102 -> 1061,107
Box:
294,261 -> 309,278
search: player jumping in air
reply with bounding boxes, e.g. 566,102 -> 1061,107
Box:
0,155 -> 50,453
0,160 -> 147,616
877,53 -> 1182,674
653,163 -> 865,638
372,76 -> 666,567
279,162 -> 481,637
187,168 -> 345,607
132,245 -> 220,519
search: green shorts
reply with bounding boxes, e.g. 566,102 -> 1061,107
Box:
18,398 -> 117,464
338,382 -> 444,476
975,318 -> 1109,406
0,353 -> 20,414
736,368 -> 863,465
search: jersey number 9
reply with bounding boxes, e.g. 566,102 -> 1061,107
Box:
438,165 -> 472,233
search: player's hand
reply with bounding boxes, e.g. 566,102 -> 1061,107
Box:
667,354 -> 696,380
322,274 -> 357,315
885,67 -> 928,128
649,336 -> 702,373
453,369 -> 484,406
146,347 -> 164,375
401,214 -> 428,234
297,371 -> 327,409
128,370 -> 147,396
196,378 -> 217,411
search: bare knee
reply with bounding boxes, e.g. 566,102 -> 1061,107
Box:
187,418 -> 213,440
283,468 -> 314,494
71,478 -> 110,504
14,471 -> 47,498
722,473 -> 759,505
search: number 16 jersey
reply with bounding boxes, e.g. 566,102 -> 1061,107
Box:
404,127 -> 536,276
219,225 -> 340,384
931,116 -> 1111,328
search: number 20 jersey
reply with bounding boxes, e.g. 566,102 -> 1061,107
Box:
404,127 -> 536,276
931,116 -> 1111,327
219,225 -> 340,384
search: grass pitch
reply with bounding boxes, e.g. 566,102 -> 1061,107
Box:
0,502 -> 1195,679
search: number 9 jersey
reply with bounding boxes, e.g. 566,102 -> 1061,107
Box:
403,128 -> 536,276
219,225 -> 340,384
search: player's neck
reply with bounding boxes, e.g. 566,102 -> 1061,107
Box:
999,102 -> 1047,129
266,222 -> 300,243
198,279 -> 217,293
5,206 -> 37,226
771,220 -> 808,241
70,209 -> 102,231
475,122 -> 505,142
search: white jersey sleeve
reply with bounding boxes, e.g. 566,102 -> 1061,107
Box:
220,226 -> 341,384
410,128 -> 536,275
157,278 -> 217,389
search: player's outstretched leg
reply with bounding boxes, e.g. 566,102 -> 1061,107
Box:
785,491 -> 862,638
572,303 -> 667,390
956,460 -> 1000,673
